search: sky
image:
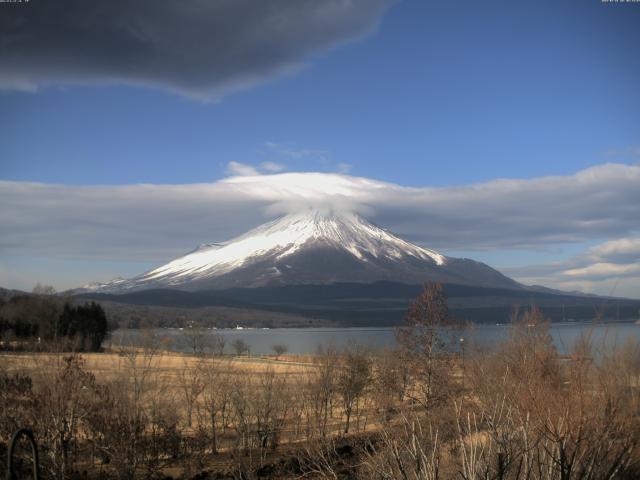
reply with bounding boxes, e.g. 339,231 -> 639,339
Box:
1,0 -> 639,298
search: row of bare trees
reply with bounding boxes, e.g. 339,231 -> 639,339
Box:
0,334 -> 387,478
181,325 -> 287,358
1,283 -> 639,479
450,310 -> 640,480
356,287 -> 640,480
297,285 -> 640,480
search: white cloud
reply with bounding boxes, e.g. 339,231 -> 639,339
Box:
1,163 -> 639,295
226,161 -> 287,175
587,237 -> 640,263
504,235 -> 640,298
563,262 -> 640,280
225,161 -> 260,176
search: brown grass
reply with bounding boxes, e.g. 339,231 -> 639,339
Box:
0,349 -> 317,384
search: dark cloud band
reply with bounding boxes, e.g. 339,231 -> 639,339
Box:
0,0 -> 392,99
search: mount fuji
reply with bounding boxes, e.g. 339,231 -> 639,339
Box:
82,210 -> 522,293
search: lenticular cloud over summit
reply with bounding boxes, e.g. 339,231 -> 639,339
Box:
0,164 -> 639,263
223,172 -> 382,217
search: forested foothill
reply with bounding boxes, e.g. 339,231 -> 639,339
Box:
0,286 -> 111,352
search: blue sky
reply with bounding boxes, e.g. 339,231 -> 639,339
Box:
1,0 -> 639,297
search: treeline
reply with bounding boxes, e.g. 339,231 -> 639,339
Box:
93,299 -> 331,330
0,288 -> 110,351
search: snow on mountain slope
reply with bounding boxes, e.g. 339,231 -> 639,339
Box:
148,211 -> 443,281
83,210 -> 521,292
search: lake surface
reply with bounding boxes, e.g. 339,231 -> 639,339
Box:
109,321 -> 640,356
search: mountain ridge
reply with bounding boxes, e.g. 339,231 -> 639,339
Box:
80,210 -> 522,293
75,281 -> 640,326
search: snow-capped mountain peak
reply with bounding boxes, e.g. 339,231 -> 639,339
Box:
82,210 -> 520,292
142,210 -> 445,283
80,277 -> 127,292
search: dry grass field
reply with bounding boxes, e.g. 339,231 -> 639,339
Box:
0,348 -> 330,437
1,349 -> 318,378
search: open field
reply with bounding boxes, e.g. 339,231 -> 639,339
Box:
1,350 -> 319,377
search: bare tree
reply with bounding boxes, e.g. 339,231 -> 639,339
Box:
396,282 -> 454,409
299,436 -> 342,480
210,332 -> 226,356
361,412 -> 441,480
196,356 -> 232,454
0,368 -> 35,447
309,344 -> 339,438
272,343 -> 288,359
253,368 -> 290,457
177,360 -> 203,428
35,355 -> 100,479
92,329 -> 166,480
453,309 -> 640,480
372,346 -> 411,419
337,342 -> 371,434
183,323 -> 208,356
232,338 -> 250,356
228,372 -> 251,454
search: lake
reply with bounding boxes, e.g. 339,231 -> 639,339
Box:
109,321 -> 640,356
